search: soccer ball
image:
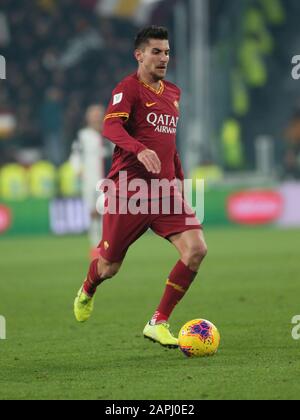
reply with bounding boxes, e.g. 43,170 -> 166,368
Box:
178,319 -> 220,358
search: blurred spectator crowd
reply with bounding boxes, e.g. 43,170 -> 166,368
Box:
1,0 -> 300,181
0,0 -> 138,166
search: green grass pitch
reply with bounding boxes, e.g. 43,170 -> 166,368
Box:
0,228 -> 300,400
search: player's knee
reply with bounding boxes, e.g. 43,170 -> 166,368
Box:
98,259 -> 121,280
184,243 -> 208,269
101,265 -> 120,280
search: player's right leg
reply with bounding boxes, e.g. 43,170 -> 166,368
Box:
74,195 -> 149,323
74,256 -> 123,323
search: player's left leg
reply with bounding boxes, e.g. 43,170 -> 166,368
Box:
143,196 -> 205,347
151,229 -> 206,324
169,229 -> 207,271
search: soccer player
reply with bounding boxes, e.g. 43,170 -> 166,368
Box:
74,26 -> 207,348
70,105 -> 112,258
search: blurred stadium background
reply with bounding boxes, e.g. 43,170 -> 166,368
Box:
0,0 -> 300,236
1,0 -> 300,401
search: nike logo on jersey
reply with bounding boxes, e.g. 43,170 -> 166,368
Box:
145,102 -> 157,108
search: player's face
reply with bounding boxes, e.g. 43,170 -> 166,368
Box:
137,39 -> 170,81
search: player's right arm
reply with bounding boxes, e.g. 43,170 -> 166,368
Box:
102,80 -> 161,174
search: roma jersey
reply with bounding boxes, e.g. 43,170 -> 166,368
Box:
102,72 -> 184,198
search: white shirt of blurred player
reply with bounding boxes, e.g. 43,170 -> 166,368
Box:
77,127 -> 105,211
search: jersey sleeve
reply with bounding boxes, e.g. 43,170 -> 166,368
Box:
104,80 -> 134,122
102,80 -> 147,155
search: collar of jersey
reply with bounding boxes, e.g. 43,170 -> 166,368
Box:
139,78 -> 165,95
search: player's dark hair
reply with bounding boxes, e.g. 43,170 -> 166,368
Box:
134,26 -> 169,50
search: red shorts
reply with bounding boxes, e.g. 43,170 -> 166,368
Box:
99,195 -> 202,263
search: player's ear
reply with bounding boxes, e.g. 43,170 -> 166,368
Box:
134,49 -> 143,64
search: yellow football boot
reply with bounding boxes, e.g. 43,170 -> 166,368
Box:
143,322 -> 178,349
74,287 -> 94,323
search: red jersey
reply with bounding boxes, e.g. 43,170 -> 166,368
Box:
102,72 -> 184,198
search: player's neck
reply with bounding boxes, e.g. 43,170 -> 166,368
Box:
137,70 -> 162,91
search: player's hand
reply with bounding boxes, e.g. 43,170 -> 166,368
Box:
137,149 -> 161,174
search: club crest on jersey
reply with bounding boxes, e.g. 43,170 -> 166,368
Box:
174,100 -> 180,110
147,112 -> 179,134
113,93 -> 123,105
